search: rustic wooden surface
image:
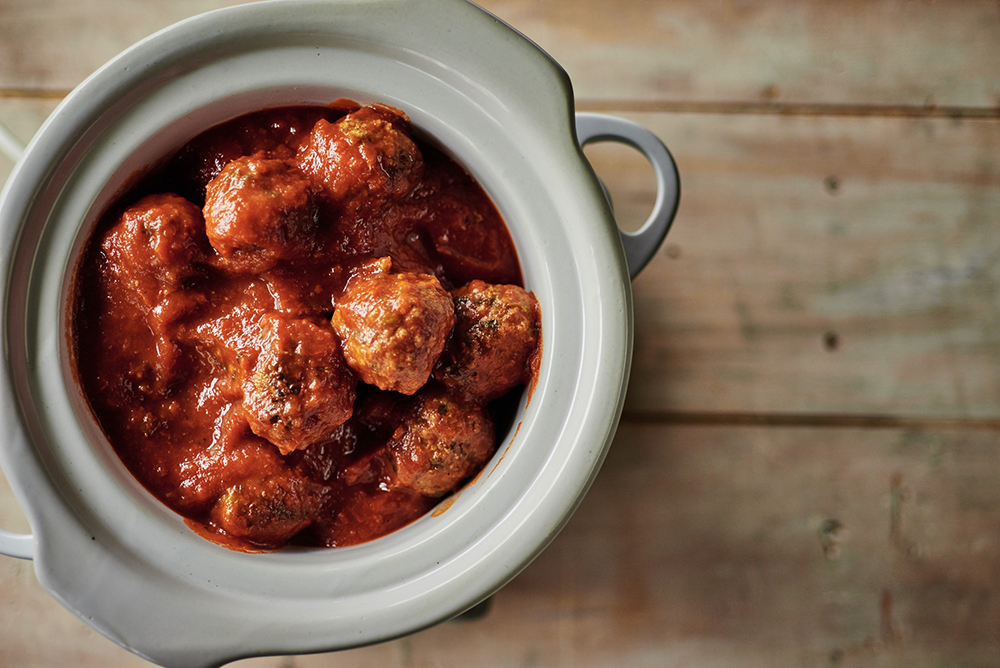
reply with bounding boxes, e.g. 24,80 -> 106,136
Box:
2,0 -> 1000,666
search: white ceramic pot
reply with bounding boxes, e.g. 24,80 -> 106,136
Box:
0,1 -> 679,665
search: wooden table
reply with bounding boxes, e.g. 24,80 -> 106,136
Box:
2,1 -> 999,665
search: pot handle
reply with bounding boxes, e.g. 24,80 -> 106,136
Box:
0,123 -> 34,560
0,529 -> 34,560
575,112 -> 680,279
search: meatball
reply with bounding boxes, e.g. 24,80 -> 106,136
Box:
331,266 -> 455,395
241,313 -> 357,454
389,389 -> 496,497
210,472 -> 324,549
102,192 -> 209,297
100,193 -> 210,386
175,405 -> 324,549
203,153 -> 318,273
295,104 -> 423,216
434,280 -> 540,403
311,483 -> 433,547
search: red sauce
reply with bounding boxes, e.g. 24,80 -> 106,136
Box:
72,101 -> 540,550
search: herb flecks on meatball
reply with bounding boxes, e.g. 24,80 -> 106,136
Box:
183,407 -> 326,548
210,473 -> 324,549
389,388 -> 496,497
240,313 -> 357,454
331,263 -> 455,395
434,280 -> 540,403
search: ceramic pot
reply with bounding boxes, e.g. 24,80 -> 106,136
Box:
0,1 -> 679,665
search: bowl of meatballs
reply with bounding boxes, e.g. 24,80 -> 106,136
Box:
0,0 -> 678,666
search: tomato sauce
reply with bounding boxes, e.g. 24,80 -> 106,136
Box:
72,101 -> 540,550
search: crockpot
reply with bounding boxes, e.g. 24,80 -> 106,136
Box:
0,0 -> 679,665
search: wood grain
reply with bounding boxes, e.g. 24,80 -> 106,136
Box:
5,424 -> 1000,667
586,112 -> 1000,418
1,0 -> 998,110
480,0 -> 1000,110
0,0 -> 251,92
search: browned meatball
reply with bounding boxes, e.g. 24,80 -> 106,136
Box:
388,388 -> 496,497
102,192 -> 209,296
434,280 -> 540,403
311,483 -> 433,547
210,472 -> 324,549
241,313 -> 357,454
331,266 -> 455,395
173,406 -> 324,549
295,104 -> 423,216
203,153 -> 318,273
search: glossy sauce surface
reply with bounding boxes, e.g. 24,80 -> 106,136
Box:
73,101 -> 540,550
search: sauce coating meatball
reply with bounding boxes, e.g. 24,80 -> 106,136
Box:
178,405 -> 324,549
295,104 -> 423,216
101,193 -> 209,300
99,193 -> 211,389
240,313 -> 357,454
331,264 -> 455,395
203,153 -> 318,273
434,280 -> 540,403
389,389 -> 496,497
210,472 -> 324,549
315,483 -> 432,547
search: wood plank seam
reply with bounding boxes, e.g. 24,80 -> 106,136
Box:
4,89 -> 1000,119
578,99 -> 1000,119
0,87 -> 71,100
621,410 -> 1000,430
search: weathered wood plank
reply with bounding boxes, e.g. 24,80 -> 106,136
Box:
4,424 -> 1000,666
482,0 -> 1000,110
587,112 -> 1000,417
0,0 -> 251,92
464,423 -> 1000,668
1,0 -> 998,110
